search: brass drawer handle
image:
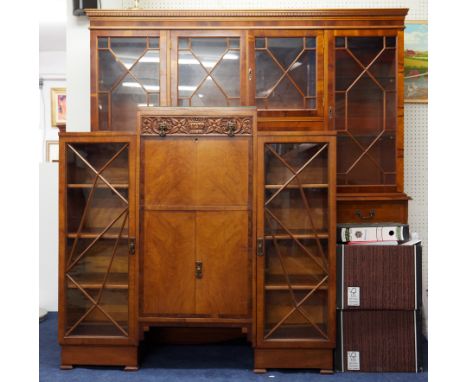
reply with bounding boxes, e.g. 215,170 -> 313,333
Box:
355,209 -> 376,220
158,121 -> 168,137
226,121 -> 236,137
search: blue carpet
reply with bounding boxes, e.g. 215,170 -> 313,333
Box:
40,313 -> 428,382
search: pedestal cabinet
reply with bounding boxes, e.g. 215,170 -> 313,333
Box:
58,133 -> 138,369
57,8 -> 410,371
254,132 -> 336,371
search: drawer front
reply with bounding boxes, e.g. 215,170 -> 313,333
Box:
337,200 -> 408,224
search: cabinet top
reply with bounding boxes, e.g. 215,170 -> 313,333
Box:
86,8 -> 408,29
85,8 -> 408,18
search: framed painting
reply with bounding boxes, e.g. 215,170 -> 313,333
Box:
404,21 -> 428,103
46,141 -> 59,163
51,88 -> 67,127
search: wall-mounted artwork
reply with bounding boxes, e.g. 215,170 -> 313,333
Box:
46,141 -> 59,163
404,21 -> 428,103
51,88 -> 67,127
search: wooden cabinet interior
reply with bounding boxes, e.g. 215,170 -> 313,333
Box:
58,8 -> 409,371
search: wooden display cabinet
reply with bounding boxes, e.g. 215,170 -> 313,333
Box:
254,132 -> 336,372
87,8 -> 409,223
56,8 -> 411,371
58,133 -> 138,370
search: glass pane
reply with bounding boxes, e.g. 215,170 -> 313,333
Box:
110,37 -> 147,69
347,36 -> 384,66
265,290 -> 328,340
265,143 -> 328,185
255,37 -> 266,49
65,143 -> 129,337
289,50 -> 316,97
305,37 -> 316,49
255,51 -> 283,98
335,49 -> 362,91
263,141 -> 329,342
98,50 -> 126,91
111,74 -> 147,131
211,50 -> 240,98
335,34 -> 397,186
149,37 -> 159,49
335,37 -> 345,48
267,77 -> 303,109
191,38 -> 227,70
178,51 -> 206,97
148,93 -> 160,107
131,50 -> 160,92
178,37 -> 240,106
179,37 -> 189,49
267,38 -> 303,69
255,37 -> 317,110
229,38 -> 240,49
98,93 -> 108,130
98,37 -> 108,49
191,77 -> 228,107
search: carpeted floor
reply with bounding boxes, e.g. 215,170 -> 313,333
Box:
40,312 -> 428,382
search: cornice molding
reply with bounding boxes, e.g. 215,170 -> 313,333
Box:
85,8 -> 409,19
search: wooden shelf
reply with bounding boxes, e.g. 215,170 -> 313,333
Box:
67,273 -> 128,290
265,284 -> 328,291
264,231 -> 328,240
67,183 -> 129,189
67,228 -> 129,239
265,184 -> 328,190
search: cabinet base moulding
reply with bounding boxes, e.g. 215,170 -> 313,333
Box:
61,345 -> 138,369
254,348 -> 333,370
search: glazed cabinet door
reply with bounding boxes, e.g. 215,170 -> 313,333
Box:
328,30 -> 402,193
59,134 -> 137,345
249,30 -> 324,119
91,31 -> 168,131
169,31 -> 247,107
256,134 -> 336,348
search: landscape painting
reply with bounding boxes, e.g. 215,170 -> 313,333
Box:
404,22 -> 428,103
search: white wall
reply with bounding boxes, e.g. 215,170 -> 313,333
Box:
63,0 -> 428,334
39,43 -> 65,311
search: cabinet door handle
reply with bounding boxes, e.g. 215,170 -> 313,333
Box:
257,238 -> 264,257
128,238 -> 136,255
248,68 -> 252,81
355,209 -> 376,220
328,106 -> 333,119
195,261 -> 203,279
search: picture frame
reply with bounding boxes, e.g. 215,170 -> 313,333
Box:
51,88 -> 67,127
46,140 -> 59,163
404,21 -> 428,103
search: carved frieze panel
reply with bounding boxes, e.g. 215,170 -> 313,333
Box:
140,116 -> 253,137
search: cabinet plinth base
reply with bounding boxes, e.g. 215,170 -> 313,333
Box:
254,348 -> 333,370
124,365 -> 139,371
61,345 -> 138,368
253,368 -> 267,374
60,364 -> 73,370
320,369 -> 334,374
